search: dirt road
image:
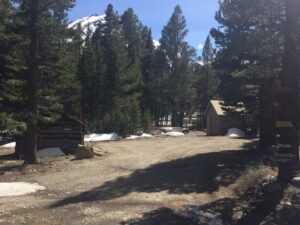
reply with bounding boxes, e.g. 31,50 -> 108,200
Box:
0,132 -> 256,225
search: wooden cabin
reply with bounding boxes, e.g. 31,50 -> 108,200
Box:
205,100 -> 244,136
37,116 -> 84,154
15,115 -> 84,155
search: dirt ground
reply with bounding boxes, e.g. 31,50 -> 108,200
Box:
0,132 -> 259,225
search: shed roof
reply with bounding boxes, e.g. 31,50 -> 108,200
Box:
208,100 -> 225,116
205,100 -> 245,116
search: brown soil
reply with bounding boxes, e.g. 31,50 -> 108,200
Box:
0,132 -> 258,225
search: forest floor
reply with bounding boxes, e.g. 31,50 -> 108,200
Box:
0,132 -> 299,225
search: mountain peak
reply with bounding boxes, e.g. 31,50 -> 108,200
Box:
68,15 -> 160,48
68,14 -> 105,35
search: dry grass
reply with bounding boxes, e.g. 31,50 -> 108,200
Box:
235,164 -> 275,196
283,184 -> 300,203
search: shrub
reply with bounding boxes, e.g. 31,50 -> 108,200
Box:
283,185 -> 300,204
236,164 -> 274,196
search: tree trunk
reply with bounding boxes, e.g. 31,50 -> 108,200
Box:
276,0 -> 300,181
14,135 -> 25,159
259,79 -> 276,149
24,0 -> 39,164
179,111 -> 184,127
171,108 -> 179,127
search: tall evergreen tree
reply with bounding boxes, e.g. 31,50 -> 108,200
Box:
85,4 -> 137,135
140,28 -> 156,130
57,24 -> 83,119
197,35 -> 219,119
14,0 -> 75,163
211,0 -> 285,139
0,0 -> 25,134
120,8 -> 143,134
160,5 -> 196,126
79,25 -> 105,131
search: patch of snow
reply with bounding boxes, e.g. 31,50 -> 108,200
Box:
37,147 -> 65,158
160,127 -> 174,132
68,14 -> 105,37
153,40 -> 160,48
0,182 -> 45,197
84,133 -> 121,142
226,128 -> 245,138
293,177 -> 300,181
162,132 -> 185,137
125,135 -> 139,140
141,133 -> 153,138
126,133 -> 153,140
0,142 -> 16,148
69,15 -> 161,51
196,60 -> 204,66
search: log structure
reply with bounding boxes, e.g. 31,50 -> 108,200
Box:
15,115 -> 84,155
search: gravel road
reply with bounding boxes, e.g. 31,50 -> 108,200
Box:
0,132 -> 255,225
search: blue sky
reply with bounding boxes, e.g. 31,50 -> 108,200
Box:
68,0 -> 219,54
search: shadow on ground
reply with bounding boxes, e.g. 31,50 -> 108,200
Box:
0,151 -> 23,176
120,207 -> 199,225
120,198 -> 236,225
120,186 -> 291,225
50,140 -> 263,208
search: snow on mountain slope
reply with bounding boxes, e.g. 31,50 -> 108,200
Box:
153,39 -> 160,48
68,14 -> 160,47
68,14 -> 105,35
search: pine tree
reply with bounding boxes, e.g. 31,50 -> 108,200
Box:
202,35 -> 216,109
79,25 -> 105,132
57,24 -> 83,119
160,5 -> 196,127
89,4 -> 132,135
79,5 -> 145,135
211,0 -> 285,138
194,35 -> 219,127
140,28 -> 156,128
120,8 -> 143,134
14,0 -> 75,164
0,0 -> 25,135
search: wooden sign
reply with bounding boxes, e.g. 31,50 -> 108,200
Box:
273,123 -> 298,164
273,84 -> 299,167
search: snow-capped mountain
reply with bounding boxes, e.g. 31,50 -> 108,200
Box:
68,14 -> 105,36
68,14 -> 160,48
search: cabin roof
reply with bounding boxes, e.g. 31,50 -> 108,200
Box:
205,100 -> 225,116
205,100 -> 245,117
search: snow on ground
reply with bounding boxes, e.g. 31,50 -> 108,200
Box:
84,133 -> 121,142
162,132 -> 185,137
125,133 -> 153,140
160,127 -> 175,132
0,142 -> 16,148
140,133 -> 153,138
125,135 -> 139,140
85,130 -> 186,142
226,128 -> 245,138
37,147 -> 65,158
0,182 -> 45,197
